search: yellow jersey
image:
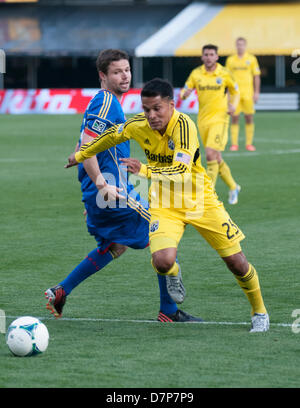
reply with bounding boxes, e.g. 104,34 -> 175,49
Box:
225,52 -> 260,96
75,109 -> 216,212
183,63 -> 239,126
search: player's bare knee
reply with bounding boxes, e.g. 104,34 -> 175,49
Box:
216,152 -> 222,164
152,258 -> 174,274
206,152 -> 216,162
152,251 -> 176,274
245,114 -> 253,124
205,148 -> 220,162
223,251 -> 249,276
231,115 -> 239,124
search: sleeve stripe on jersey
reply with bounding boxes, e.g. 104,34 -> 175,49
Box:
101,93 -> 113,119
148,164 -> 182,173
99,91 -> 110,118
98,92 -> 113,119
179,118 -> 184,149
79,125 -> 118,151
124,116 -> 146,129
98,91 -> 108,118
149,163 -> 187,175
178,116 -> 190,150
184,116 -> 190,149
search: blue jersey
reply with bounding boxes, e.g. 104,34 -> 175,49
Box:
78,89 -> 129,211
77,89 -> 149,251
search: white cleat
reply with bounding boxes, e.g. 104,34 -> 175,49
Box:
228,184 -> 241,205
250,313 -> 270,333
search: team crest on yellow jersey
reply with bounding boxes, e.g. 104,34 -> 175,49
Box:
150,220 -> 159,232
168,139 -> 175,150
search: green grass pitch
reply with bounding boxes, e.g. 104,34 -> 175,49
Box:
0,112 -> 299,388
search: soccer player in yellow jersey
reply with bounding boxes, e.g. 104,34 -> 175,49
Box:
226,37 -> 261,151
180,44 -> 241,205
65,78 -> 269,332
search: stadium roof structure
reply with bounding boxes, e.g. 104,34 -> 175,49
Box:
0,3 -> 183,56
135,1 -> 300,57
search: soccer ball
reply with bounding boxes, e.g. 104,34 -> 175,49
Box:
6,316 -> 49,357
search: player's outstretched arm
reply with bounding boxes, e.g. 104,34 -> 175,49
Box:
180,86 -> 193,100
65,123 -> 129,168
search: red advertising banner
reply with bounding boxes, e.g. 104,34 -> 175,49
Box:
0,1 -> 38,3
0,88 -> 199,115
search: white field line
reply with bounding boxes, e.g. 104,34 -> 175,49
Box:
0,158 -> 58,163
6,315 -> 297,328
223,148 -> 300,157
258,138 -> 300,145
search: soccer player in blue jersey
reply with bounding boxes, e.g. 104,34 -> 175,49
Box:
45,49 -> 201,323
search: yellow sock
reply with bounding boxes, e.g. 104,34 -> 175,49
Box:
151,259 -> 179,277
235,264 -> 267,316
245,123 -> 254,146
206,160 -> 219,187
230,124 -> 239,146
219,160 -> 236,190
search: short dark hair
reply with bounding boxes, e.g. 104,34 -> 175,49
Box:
202,44 -> 218,54
236,37 -> 247,43
96,49 -> 129,74
141,78 -> 174,100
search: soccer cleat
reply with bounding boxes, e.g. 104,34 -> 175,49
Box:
250,313 -> 270,333
246,144 -> 256,151
165,265 -> 186,304
44,285 -> 66,318
228,184 -> 241,205
157,309 -> 203,323
229,145 -> 239,151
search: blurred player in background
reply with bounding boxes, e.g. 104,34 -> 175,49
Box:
180,44 -> 241,205
45,49 -> 201,323
226,37 -> 261,151
65,78 -> 269,333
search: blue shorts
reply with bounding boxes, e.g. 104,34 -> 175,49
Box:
85,198 -> 150,253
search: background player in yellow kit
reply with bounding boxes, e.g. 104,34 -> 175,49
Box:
226,37 -> 261,151
180,44 -> 241,205
65,78 -> 269,333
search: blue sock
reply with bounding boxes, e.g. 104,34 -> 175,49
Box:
60,248 -> 113,296
157,274 -> 178,315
